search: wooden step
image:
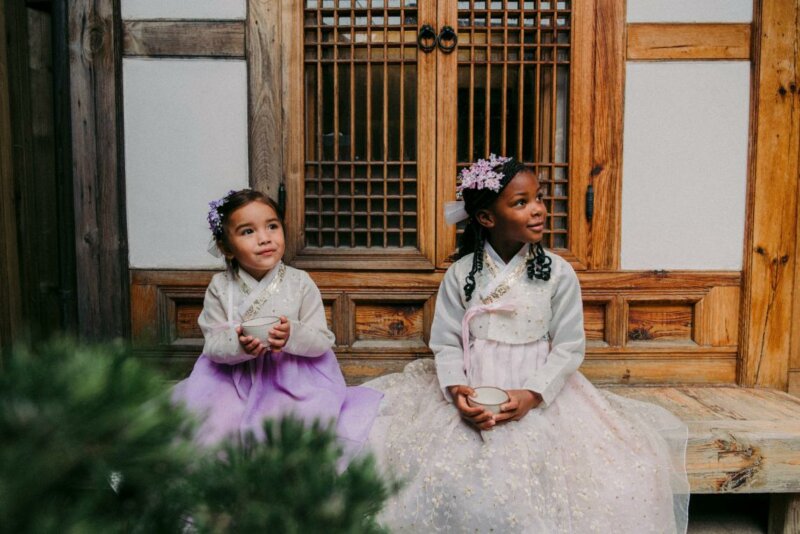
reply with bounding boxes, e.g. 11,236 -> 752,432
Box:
609,386 -> 800,495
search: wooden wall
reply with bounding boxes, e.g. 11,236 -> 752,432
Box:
131,269 -> 741,385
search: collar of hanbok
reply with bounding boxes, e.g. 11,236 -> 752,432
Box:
235,262 -> 287,321
478,242 -> 532,304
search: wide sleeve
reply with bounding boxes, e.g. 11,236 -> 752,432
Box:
522,260 -> 585,407
429,264 -> 468,401
282,274 -> 336,357
199,276 -> 255,365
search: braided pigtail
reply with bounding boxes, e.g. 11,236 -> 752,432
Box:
526,242 -> 552,281
463,222 -> 485,302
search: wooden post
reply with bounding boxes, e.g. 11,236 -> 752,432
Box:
739,0 -> 800,389
247,0 -> 282,199
769,494 -> 800,534
68,0 -> 129,340
0,0 -> 23,350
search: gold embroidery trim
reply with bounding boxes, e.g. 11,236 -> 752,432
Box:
240,263 -> 286,321
480,245 -> 534,305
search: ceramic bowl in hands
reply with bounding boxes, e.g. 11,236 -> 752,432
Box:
240,316 -> 280,344
467,386 -> 509,415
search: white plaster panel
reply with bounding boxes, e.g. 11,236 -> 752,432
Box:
124,58 -> 248,269
621,62 -> 750,270
627,0 -> 752,23
121,0 -> 245,20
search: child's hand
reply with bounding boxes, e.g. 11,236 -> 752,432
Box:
267,316 -> 291,351
237,326 -> 268,357
494,389 -> 542,424
448,385 -> 496,431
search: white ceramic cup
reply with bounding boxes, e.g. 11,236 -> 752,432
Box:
467,386 -> 510,415
240,316 -> 280,343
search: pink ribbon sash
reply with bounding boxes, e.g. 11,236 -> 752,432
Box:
461,301 -> 516,375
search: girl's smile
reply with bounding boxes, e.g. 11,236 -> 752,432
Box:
223,201 -> 285,280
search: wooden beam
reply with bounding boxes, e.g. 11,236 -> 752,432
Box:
281,0 -> 303,261
0,0 -> 22,349
739,0 -> 800,389
122,20 -> 245,58
69,0 -> 129,340
248,1 -> 281,198
588,0 -> 625,269
627,23 -> 752,61
793,184 -> 800,395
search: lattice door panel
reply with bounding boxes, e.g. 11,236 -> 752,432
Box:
303,0 -> 426,252
454,0 -> 571,250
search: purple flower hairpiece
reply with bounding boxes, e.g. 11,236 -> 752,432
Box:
207,190 -> 237,237
456,154 -> 511,195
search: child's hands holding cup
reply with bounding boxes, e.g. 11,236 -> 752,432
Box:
238,316 -> 291,355
493,389 -> 543,424
267,316 -> 290,351
448,385 -> 497,431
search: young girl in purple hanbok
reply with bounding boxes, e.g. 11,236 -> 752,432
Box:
172,189 -> 382,460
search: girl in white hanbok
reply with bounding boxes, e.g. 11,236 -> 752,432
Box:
172,189 -> 381,461
364,156 -> 689,533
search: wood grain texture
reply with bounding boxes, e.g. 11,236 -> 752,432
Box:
122,20 -> 245,58
696,286 -> 741,347
0,0 -> 22,349
130,269 -> 741,385
355,303 -> 424,342
611,386 -> 800,493
789,371 -> 800,397
588,0 -> 624,269
792,146 -> 800,396
627,302 -> 694,341
69,0 -> 129,340
769,493 -> 800,534
627,23 -> 752,61
282,0 -> 305,263
581,357 -> 736,385
248,2 -> 281,198
583,300 -> 608,342
435,0 -> 457,267
739,0 -> 799,389
566,0 -> 595,271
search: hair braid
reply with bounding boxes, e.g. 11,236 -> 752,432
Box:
463,224 -> 485,302
526,242 -> 552,281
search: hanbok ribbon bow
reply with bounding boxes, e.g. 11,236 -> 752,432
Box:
461,301 -> 516,375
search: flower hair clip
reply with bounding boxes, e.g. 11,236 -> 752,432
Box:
456,153 -> 511,195
445,154 -> 511,225
207,190 -> 237,238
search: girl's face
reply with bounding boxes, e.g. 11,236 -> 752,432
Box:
476,170 -> 547,256
222,200 -> 285,280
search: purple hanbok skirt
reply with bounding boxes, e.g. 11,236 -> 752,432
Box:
172,350 -> 382,464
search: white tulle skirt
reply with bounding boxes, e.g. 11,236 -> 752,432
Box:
363,340 -> 689,534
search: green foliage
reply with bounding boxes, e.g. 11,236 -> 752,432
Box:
0,339 -> 396,534
191,418 -> 397,534
0,338 -> 195,533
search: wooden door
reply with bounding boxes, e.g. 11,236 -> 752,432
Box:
286,0 -> 436,271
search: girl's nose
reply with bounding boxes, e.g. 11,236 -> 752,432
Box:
257,230 -> 270,244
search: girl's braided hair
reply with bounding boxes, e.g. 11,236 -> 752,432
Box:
455,158 -> 551,301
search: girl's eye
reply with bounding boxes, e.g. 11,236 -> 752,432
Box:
268,223 -> 281,230
536,193 -> 545,202
241,228 -> 254,235
515,199 -> 527,206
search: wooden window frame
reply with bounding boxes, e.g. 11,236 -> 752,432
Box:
282,0 -> 437,271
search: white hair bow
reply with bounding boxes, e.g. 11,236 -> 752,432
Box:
207,237 -> 224,258
444,200 -> 469,225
